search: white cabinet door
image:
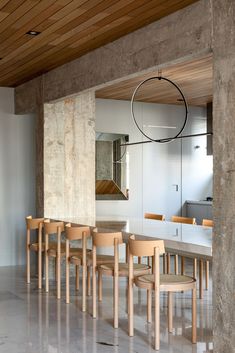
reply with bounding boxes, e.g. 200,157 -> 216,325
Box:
142,103 -> 182,220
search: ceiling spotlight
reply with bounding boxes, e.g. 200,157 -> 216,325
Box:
26,30 -> 41,36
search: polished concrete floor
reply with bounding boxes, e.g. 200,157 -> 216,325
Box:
0,264 -> 213,353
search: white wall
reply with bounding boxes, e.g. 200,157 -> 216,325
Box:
95,98 -> 213,220
0,87 -> 35,266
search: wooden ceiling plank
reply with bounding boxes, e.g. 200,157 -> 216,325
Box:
0,10 -> 8,22
53,0 -> 120,35
69,0 -> 198,55
0,0 -> 201,86
0,0 -> 26,13
0,0 -> 104,65
0,0 -> 74,53
0,0 -> 10,10
0,3 -> 136,80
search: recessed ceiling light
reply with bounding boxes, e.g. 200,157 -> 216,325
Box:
177,98 -> 184,102
26,30 -> 41,36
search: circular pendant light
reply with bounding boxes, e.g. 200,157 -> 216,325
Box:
131,76 -> 188,143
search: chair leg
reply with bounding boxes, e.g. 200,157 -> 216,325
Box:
168,292 -> 173,333
199,260 -> 204,299
181,256 -> 185,275
55,258 -> 57,281
205,261 -> 209,290
92,266 -> 96,318
98,270 -> 102,302
87,266 -> 91,296
38,250 -> 42,289
167,253 -> 171,274
193,258 -> 197,279
128,279 -> 134,336
192,286 -> 197,343
82,264 -> 87,312
114,274 -> 119,328
66,258 -> 70,304
27,247 -> 30,284
45,253 -> 49,293
162,254 -> 166,274
147,289 -> 152,323
154,288 -> 160,350
174,255 -> 178,275
76,265 -> 80,291
57,255 -> 61,300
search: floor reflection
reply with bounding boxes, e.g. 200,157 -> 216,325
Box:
0,265 -> 213,353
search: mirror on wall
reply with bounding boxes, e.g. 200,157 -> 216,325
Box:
96,132 -> 129,200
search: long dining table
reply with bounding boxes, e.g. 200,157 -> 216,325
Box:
52,215 -> 212,297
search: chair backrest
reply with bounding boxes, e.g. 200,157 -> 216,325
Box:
171,215 -> 196,225
26,215 -> 44,230
202,219 -> 213,227
144,213 -> 165,221
44,221 -> 65,235
65,224 -> 91,240
128,235 -> 165,257
92,231 -> 123,247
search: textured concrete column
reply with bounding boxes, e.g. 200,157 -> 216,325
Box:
44,91 -> 95,218
213,1 -> 235,352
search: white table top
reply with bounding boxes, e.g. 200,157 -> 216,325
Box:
50,216 -> 212,260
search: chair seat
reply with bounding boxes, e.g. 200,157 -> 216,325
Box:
99,263 -> 151,277
70,255 -> 82,265
135,273 -> 196,291
87,254 -> 114,266
30,241 -> 58,252
48,246 -> 87,258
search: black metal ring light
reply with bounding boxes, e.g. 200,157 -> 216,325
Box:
131,76 -> 188,143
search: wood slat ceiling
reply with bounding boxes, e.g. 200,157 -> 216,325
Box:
96,55 -> 213,106
0,0 -> 199,87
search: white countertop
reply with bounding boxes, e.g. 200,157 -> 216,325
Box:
186,200 -> 213,205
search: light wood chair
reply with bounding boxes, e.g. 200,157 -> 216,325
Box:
128,235 -> 197,351
171,215 -> 196,225
144,213 -> 166,271
65,224 -> 91,311
92,230 -> 151,328
44,221 -> 65,299
171,215 -> 196,276
26,216 -> 44,289
202,219 -> 213,227
144,213 -> 165,221
202,219 -> 213,291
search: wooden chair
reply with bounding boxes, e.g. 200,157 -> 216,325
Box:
171,215 -> 196,276
26,216 -> 44,289
144,213 -> 166,270
128,235 -> 197,351
144,213 -> 165,221
92,230 -> 151,328
44,221 -> 65,299
202,219 -> 213,291
65,224 -> 91,311
202,219 -> 213,227
171,215 -> 196,225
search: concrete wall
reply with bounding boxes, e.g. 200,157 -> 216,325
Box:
44,91 -> 95,218
0,87 -> 35,266
96,98 -> 212,221
212,1 -> 235,352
